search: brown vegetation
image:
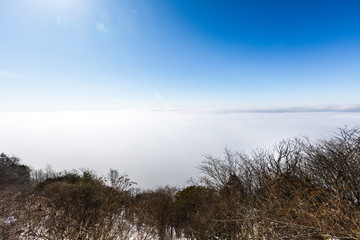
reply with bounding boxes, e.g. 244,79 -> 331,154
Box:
1,127 -> 360,239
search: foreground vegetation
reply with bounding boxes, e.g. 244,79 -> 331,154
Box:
2,127 -> 360,239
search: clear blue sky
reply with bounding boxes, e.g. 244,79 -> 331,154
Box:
1,0 -> 360,111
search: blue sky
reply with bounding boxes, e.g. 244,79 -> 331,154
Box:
1,0 -> 360,111
1,1 -> 360,187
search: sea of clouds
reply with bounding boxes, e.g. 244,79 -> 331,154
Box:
1,108 -> 359,188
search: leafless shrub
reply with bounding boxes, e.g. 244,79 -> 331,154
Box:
3,127 -> 360,240
194,127 -> 360,239
1,169 -> 143,240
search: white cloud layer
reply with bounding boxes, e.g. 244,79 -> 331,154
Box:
0,109 -> 359,188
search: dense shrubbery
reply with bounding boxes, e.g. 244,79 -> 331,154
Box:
1,127 -> 360,239
0,153 -> 30,188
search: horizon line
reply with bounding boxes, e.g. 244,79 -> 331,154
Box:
1,105 -> 360,114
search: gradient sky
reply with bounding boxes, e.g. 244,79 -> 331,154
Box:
1,1 -> 360,188
1,0 -> 360,111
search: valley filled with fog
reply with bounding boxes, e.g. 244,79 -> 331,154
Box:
1,109 -> 359,188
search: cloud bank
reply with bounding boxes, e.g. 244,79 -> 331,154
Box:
0,109 -> 359,188
214,105 -> 360,114
142,105 -> 360,114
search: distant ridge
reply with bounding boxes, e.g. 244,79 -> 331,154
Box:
214,105 -> 360,114
144,105 -> 360,114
